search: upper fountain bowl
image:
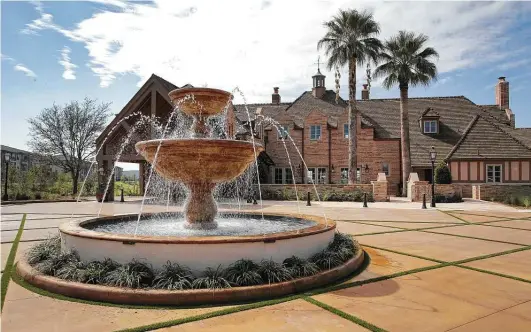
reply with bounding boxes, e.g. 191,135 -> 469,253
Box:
168,87 -> 232,117
135,139 -> 263,184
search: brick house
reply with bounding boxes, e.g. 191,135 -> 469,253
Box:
96,73 -> 530,200
233,74 -> 531,195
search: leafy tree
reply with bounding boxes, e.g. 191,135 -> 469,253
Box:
435,162 -> 452,184
318,9 -> 382,184
374,31 -> 439,195
28,98 -> 111,194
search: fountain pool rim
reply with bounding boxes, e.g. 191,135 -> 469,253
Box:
60,212 -> 335,244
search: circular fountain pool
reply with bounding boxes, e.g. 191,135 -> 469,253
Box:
60,212 -> 336,273
85,213 -> 317,237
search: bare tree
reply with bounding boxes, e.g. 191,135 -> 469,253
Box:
28,98 -> 111,195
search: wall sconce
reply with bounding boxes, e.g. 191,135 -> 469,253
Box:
297,164 -> 302,172
364,163 -> 369,173
331,165 -> 335,173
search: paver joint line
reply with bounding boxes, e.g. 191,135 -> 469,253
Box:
303,297 -> 388,332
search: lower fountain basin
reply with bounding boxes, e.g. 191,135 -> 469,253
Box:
60,212 -> 335,273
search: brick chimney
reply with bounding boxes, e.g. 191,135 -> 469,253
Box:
272,87 -> 281,104
495,77 -> 509,110
495,77 -> 514,128
361,84 -> 369,100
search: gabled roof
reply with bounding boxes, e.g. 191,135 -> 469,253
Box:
419,107 -> 440,118
152,74 -> 178,92
445,115 -> 531,160
233,103 -> 290,122
0,145 -> 32,154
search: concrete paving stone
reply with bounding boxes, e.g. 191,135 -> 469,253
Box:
2,217 -> 81,231
450,211 -> 531,220
340,247 -> 436,284
428,224 -> 531,245
486,219 -> 531,230
313,266 -> 531,332
160,299 -> 370,331
1,241 -> 44,271
0,214 -> 24,222
447,300 -> 531,332
358,221 -> 461,230
1,283 -> 237,332
336,221 -> 400,235
358,231 -> 522,262
1,228 -> 58,243
463,249 -> 531,281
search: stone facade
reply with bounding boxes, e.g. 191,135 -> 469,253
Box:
472,184 -> 531,200
408,173 -> 463,202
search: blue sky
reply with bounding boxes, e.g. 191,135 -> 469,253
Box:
2,0 -> 531,168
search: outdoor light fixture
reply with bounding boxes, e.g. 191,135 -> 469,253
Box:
364,163 -> 369,173
3,154 -> 10,201
429,146 -> 437,208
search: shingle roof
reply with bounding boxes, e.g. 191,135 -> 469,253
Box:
0,145 -> 32,154
445,116 -> 531,159
233,103 -> 290,122
152,74 -> 179,91
355,96 -> 516,166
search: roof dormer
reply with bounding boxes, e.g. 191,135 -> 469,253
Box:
419,107 -> 440,134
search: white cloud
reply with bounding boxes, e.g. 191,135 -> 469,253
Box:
20,0 -> 531,102
59,46 -> 77,80
14,64 -> 37,78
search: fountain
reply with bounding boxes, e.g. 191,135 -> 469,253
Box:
17,87 -> 364,305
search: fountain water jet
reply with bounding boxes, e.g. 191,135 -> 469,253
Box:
135,88 -> 263,229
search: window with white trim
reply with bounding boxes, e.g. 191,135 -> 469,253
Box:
486,164 -> 502,183
343,124 -> 349,138
423,120 -> 438,134
340,168 -> 348,184
356,167 -> 361,182
382,163 -> 390,176
285,168 -> 293,184
277,125 -> 289,140
307,167 -> 327,184
274,168 -> 283,184
310,125 -> 321,140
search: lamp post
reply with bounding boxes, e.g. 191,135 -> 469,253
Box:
3,154 -> 10,201
429,146 -> 437,208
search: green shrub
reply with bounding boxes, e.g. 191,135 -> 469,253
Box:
153,261 -> 194,290
522,196 -> 531,208
104,260 -> 154,288
327,232 -> 357,261
283,256 -> 319,278
435,193 -> 463,203
56,260 -> 88,282
26,235 -> 61,265
258,259 -> 293,283
35,251 -> 80,276
224,259 -> 263,286
84,259 -> 120,284
435,162 -> 452,184
192,265 -> 231,289
510,196 -> 520,206
310,250 -> 343,270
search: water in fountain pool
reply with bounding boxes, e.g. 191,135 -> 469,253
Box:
85,214 -> 317,237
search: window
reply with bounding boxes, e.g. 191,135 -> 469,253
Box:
382,163 -> 390,176
274,168 -> 283,184
285,168 -> 293,184
310,125 -> 321,140
423,120 -> 438,134
486,165 -> 502,183
307,167 -> 327,184
340,168 -> 348,184
277,125 -> 289,140
343,124 -> 349,138
356,167 -> 361,182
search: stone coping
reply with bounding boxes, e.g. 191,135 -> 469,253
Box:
15,249 -> 364,306
59,212 -> 336,244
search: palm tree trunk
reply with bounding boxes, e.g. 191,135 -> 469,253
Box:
399,83 -> 412,196
348,57 -> 357,184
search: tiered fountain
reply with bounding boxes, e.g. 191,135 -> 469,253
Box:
18,87 -> 364,305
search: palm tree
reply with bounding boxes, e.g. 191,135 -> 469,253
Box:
374,31 -> 439,195
318,9 -> 382,184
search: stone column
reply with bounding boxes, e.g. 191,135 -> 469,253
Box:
371,173 -> 389,202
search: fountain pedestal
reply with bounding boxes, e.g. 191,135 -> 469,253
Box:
184,181 -> 217,229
